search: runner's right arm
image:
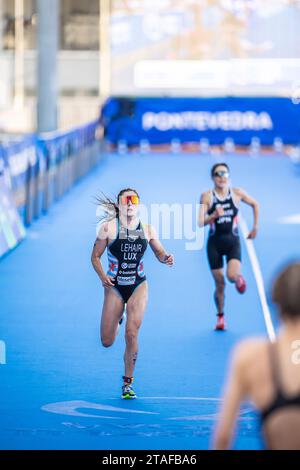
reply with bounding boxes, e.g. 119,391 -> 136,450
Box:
91,222 -> 115,287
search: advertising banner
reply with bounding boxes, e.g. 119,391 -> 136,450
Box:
102,97 -> 300,146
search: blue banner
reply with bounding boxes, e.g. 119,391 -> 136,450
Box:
1,135 -> 37,191
102,97 -> 300,146
0,119 -> 100,258
38,120 -> 99,162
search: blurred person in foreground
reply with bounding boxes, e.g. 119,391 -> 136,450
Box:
214,261 -> 300,450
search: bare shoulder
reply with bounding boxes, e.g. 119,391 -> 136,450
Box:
200,190 -> 212,205
232,337 -> 268,367
232,187 -> 248,205
143,223 -> 157,241
97,219 -> 117,241
232,187 -> 245,198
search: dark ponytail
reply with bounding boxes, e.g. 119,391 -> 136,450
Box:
95,193 -> 119,222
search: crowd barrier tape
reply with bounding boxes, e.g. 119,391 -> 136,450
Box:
101,97 -> 300,147
0,119 -> 101,258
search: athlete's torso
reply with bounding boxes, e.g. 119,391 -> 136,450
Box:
260,342 -> 300,449
107,219 -> 148,287
207,188 -> 239,238
261,342 -> 300,422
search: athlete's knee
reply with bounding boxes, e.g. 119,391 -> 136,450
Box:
215,278 -> 225,290
227,272 -> 237,283
125,327 -> 139,344
101,335 -> 114,348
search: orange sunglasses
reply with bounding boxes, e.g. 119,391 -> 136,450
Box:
120,195 -> 139,205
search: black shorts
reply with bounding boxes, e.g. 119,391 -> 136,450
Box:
207,235 -> 241,270
112,278 -> 147,303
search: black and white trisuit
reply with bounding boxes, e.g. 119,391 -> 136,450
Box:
207,188 -> 241,270
107,218 -> 148,303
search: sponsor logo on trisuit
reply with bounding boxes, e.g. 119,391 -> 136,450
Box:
117,276 -> 136,286
128,235 -> 139,242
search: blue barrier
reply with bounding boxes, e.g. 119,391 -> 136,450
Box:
101,97 -> 300,146
0,119 -> 101,258
0,135 -> 37,188
0,135 -> 38,222
38,120 -> 100,214
0,156 -> 26,259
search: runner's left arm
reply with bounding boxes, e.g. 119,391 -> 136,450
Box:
235,188 -> 259,239
148,225 -> 174,266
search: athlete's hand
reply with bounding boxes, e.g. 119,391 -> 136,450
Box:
101,275 -> 115,288
163,253 -> 174,267
247,228 -> 257,240
214,205 -> 225,219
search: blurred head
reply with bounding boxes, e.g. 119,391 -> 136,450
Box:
118,188 -> 140,218
211,163 -> 230,189
272,262 -> 300,322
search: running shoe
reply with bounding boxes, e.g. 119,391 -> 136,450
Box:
121,384 -> 137,400
235,275 -> 247,294
215,314 -> 225,331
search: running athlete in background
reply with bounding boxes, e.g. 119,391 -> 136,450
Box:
199,163 -> 259,331
214,262 -> 300,450
91,188 -> 174,399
